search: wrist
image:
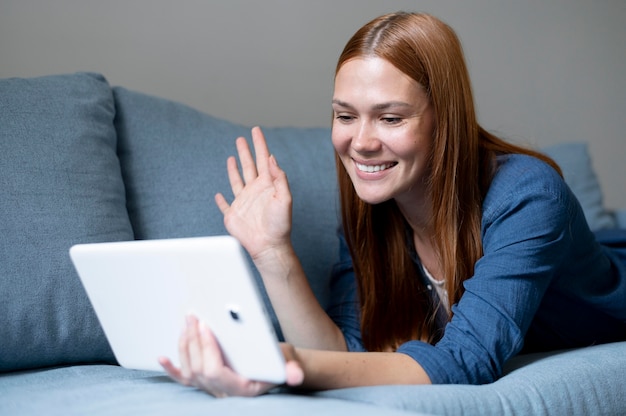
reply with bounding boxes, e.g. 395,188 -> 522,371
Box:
251,240 -> 297,278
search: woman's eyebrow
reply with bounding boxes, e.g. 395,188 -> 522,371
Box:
371,101 -> 412,111
332,99 -> 412,111
331,99 -> 353,109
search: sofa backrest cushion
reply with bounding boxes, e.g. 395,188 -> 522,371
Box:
0,73 -> 134,372
542,142 -> 616,231
113,87 -> 340,336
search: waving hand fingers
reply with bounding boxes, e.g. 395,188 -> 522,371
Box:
214,127 -> 293,259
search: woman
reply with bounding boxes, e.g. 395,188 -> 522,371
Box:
159,12 -> 626,396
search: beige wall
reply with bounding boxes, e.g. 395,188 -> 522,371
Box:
1,0 -> 624,209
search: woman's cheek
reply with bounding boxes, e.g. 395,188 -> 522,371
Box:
331,126 -> 351,154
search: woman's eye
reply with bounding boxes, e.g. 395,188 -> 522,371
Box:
335,115 -> 354,122
382,117 -> 402,124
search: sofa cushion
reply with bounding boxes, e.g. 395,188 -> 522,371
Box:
542,142 -> 616,230
0,365 -> 423,416
317,341 -> 626,415
0,73 -> 134,372
113,87 -> 339,335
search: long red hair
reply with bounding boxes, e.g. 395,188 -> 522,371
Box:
335,12 -> 561,351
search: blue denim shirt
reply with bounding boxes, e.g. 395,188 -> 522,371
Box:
327,154 -> 626,385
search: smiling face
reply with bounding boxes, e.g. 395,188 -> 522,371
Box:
332,57 -> 435,209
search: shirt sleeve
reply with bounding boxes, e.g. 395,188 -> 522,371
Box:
397,156 -> 577,384
326,229 -> 366,352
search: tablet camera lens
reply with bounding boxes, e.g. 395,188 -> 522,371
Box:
229,309 -> 241,322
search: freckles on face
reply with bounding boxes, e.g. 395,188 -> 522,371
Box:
331,57 -> 435,206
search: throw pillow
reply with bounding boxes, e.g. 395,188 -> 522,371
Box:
0,73 -> 134,371
542,142 -> 616,231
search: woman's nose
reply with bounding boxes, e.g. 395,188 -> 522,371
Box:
352,122 -> 381,153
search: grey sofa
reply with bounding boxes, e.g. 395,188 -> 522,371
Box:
1,72 -> 625,415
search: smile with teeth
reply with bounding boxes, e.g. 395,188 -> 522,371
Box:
355,161 -> 397,173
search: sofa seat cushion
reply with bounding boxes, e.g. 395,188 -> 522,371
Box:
0,73 -> 134,372
0,365 -> 422,416
1,342 -> 624,415
317,341 -> 626,415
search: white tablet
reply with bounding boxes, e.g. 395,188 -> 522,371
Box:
69,236 -> 286,384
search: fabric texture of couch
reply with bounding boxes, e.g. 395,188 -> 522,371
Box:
1,72 -> 625,415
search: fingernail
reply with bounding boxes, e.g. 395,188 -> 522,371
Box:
199,321 -> 210,338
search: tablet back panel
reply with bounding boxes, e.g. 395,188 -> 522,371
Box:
70,236 -> 285,383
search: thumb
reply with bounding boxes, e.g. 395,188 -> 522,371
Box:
280,343 -> 304,387
284,360 -> 305,386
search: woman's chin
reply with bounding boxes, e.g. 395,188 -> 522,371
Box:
355,190 -> 392,206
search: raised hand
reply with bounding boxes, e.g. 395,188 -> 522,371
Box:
215,127 -> 293,262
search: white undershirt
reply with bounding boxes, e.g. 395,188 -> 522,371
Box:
422,265 -> 450,314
